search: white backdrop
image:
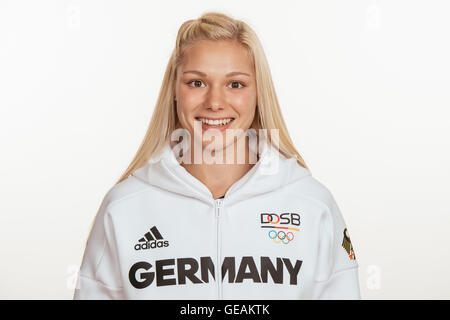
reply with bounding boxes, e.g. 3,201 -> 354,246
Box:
1,0 -> 449,299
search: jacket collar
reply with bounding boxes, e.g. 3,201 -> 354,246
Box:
132,139 -> 311,206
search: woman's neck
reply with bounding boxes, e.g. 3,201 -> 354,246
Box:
178,138 -> 258,200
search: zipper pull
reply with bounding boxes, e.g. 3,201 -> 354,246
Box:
215,198 -> 223,217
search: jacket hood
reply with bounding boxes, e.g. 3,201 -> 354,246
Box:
132,139 -> 312,206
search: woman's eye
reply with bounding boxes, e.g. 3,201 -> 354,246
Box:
229,81 -> 244,89
187,80 -> 205,88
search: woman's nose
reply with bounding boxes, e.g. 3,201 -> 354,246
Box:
205,85 -> 225,110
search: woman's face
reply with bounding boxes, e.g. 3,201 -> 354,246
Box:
174,39 -> 257,154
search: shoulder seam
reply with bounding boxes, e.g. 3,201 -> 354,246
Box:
93,233 -> 107,281
105,179 -> 153,212
290,176 -> 334,214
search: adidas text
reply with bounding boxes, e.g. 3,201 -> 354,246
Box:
134,240 -> 169,250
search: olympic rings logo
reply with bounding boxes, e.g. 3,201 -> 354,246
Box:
268,230 -> 294,244
260,213 -> 300,245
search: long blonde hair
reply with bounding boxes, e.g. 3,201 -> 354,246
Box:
116,11 -> 308,185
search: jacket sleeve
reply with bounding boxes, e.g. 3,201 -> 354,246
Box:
312,193 -> 361,299
73,194 -> 125,299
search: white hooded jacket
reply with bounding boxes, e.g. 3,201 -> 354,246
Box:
73,140 -> 360,300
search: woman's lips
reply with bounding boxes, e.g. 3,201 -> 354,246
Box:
196,119 -> 235,132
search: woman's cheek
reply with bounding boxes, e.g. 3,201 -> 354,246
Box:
182,90 -> 203,107
234,95 -> 255,114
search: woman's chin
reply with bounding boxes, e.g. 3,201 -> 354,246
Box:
202,142 -> 228,153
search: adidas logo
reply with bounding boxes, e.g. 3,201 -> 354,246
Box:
134,226 -> 169,251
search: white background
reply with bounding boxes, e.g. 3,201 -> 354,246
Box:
1,0 -> 449,299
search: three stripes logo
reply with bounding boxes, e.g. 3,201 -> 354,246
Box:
134,226 -> 169,251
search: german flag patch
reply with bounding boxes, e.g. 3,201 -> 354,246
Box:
341,228 -> 356,260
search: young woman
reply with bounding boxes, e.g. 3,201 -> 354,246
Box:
74,12 -> 360,300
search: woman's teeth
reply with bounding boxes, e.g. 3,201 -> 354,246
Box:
196,117 -> 234,126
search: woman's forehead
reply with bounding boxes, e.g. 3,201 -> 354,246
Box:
180,41 -> 253,76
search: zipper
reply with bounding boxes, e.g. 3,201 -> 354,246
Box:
214,198 -> 223,299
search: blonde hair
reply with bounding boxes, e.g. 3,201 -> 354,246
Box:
116,11 -> 309,185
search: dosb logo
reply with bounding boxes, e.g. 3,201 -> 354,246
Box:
260,213 -> 300,226
260,213 -> 301,245
134,226 -> 169,251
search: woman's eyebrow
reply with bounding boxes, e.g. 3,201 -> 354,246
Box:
183,70 -> 251,77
